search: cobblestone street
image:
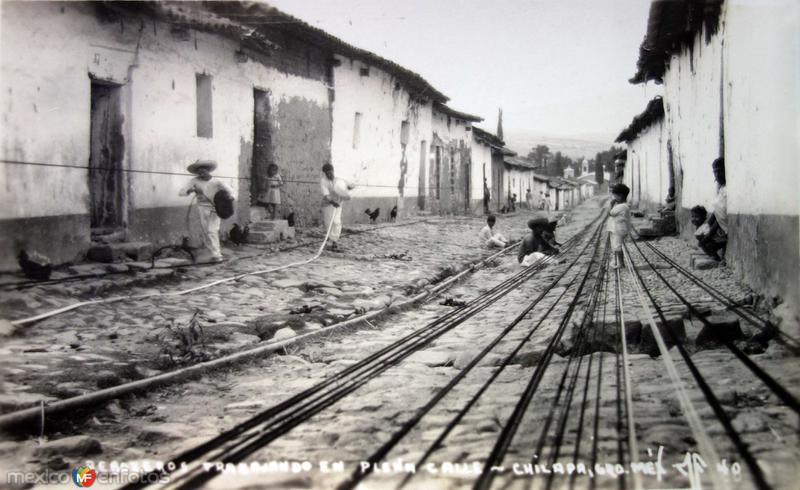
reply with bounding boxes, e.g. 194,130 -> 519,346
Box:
1,197 -> 797,489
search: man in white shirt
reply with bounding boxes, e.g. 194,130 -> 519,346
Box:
320,162 -> 355,250
179,160 -> 234,262
479,215 -> 508,249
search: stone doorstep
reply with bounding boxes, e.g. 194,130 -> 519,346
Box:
86,241 -> 153,263
250,220 -> 289,233
247,230 -> 281,244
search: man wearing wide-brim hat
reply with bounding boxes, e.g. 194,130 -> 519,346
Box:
179,159 -> 234,262
517,216 -> 559,266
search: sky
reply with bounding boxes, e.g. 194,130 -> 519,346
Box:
267,0 -> 663,145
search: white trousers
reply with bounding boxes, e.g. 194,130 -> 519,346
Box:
322,205 -> 342,242
197,205 -> 222,259
485,234 -> 508,249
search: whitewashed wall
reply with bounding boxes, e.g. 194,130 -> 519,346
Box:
624,119 -> 669,211
0,2 -> 332,267
429,110 -> 473,214
662,21 -> 724,233
0,3 -> 330,217
331,54 -> 432,215
471,136 -> 493,212
722,0 -> 800,313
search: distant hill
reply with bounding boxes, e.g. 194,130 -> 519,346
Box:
501,129 -> 615,161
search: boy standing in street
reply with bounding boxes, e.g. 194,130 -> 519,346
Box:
179,160 -> 234,262
608,183 -> 632,269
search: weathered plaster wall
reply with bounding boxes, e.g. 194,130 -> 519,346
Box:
722,0 -> 800,312
471,136 -> 493,214
330,55 -> 432,223
662,21 -> 724,237
428,111 -> 472,215
625,119 -> 669,212
0,2 -> 332,267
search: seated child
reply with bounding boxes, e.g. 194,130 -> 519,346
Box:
479,215 -> 508,248
257,163 -> 283,220
690,205 -> 726,261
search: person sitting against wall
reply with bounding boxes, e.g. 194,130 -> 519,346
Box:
707,157 -> 728,260
690,205 -> 725,261
478,215 -> 508,249
659,186 -> 676,216
658,186 -> 677,234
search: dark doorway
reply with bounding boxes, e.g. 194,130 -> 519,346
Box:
492,158 -> 503,212
89,80 -> 125,230
251,88 -> 273,205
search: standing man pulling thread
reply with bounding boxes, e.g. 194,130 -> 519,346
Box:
320,162 -> 355,251
179,159 -> 234,263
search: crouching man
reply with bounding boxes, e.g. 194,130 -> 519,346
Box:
518,217 -> 559,267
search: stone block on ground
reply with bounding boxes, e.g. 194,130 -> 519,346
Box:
636,227 -> 661,238
247,230 -> 281,244
86,245 -> 114,263
111,241 -> 153,261
694,313 -> 744,348
33,435 -> 103,458
691,256 -> 720,270
407,350 -> 455,367
639,316 -> 686,356
272,327 -> 297,342
137,423 -> 194,444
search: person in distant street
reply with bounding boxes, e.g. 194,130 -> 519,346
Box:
179,159 -> 234,262
483,178 -> 491,215
607,183 -> 633,269
690,205 -> 725,261
525,188 -> 534,210
538,191 -> 545,210
518,217 -> 559,266
479,215 -> 508,249
508,193 -> 517,212
320,162 -> 355,251
543,192 -> 552,214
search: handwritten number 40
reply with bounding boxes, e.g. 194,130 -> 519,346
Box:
673,453 -> 742,483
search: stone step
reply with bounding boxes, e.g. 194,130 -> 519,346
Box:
247,230 -> 281,244
90,228 -> 126,243
86,241 -> 153,263
250,219 -> 290,232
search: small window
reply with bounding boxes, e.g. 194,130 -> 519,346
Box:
196,73 -> 213,138
359,67 -> 370,77
353,112 -> 362,149
400,121 -> 410,146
